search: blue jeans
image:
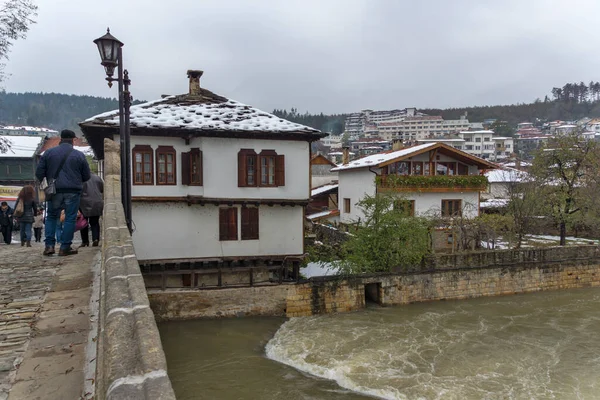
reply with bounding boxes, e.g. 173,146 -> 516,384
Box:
56,223 -> 63,244
45,193 -> 81,250
20,222 -> 32,242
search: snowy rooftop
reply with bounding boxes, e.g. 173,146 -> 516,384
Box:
485,167 -> 529,183
306,209 -> 340,220
480,199 -> 510,208
311,184 -> 339,197
331,143 -> 437,171
0,135 -> 43,158
82,83 -> 321,137
492,137 -> 512,140
0,125 -> 58,133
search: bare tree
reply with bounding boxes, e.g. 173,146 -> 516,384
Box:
531,132 -> 597,245
0,0 -> 37,153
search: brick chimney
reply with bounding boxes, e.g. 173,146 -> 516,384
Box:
392,139 -> 404,151
187,70 -> 203,96
342,146 -> 350,165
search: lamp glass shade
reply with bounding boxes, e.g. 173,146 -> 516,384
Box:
93,29 -> 123,73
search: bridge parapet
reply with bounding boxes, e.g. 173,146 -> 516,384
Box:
97,139 -> 176,400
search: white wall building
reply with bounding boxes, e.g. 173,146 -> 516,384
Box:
418,131 -> 513,161
331,143 -> 497,224
81,70 -> 325,265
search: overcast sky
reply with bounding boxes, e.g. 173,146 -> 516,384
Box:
3,0 -> 599,114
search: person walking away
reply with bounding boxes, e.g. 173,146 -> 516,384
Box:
36,129 -> 91,256
79,173 -> 104,247
14,185 -> 37,247
33,208 -> 44,242
0,201 -> 13,244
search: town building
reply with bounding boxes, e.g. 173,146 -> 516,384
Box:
417,131 -> 513,161
80,70 -> 325,279
310,153 -> 337,188
320,133 -> 342,148
0,135 -> 44,188
331,142 -> 497,225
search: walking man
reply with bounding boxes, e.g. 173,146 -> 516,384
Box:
0,201 -> 13,244
36,129 -> 91,256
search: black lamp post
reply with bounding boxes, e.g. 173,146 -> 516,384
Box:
93,28 -> 132,233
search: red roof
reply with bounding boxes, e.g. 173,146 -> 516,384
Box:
38,137 -> 88,154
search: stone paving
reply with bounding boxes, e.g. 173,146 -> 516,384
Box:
0,239 -> 99,400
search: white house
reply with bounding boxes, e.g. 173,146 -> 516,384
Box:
331,142 -> 497,224
81,70 -> 325,270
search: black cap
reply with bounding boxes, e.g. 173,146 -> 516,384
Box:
60,129 -> 76,139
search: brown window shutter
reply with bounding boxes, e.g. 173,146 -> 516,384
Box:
198,150 -> 203,186
228,208 -> 238,240
241,207 -> 259,240
181,152 -> 190,185
219,208 -> 238,241
241,207 -> 250,240
238,151 -> 246,187
219,208 -> 228,240
275,154 -> 285,186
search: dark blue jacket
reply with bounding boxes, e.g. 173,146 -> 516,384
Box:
36,143 -> 91,193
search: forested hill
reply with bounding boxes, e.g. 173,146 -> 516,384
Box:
421,99 -> 600,127
0,92 -> 145,133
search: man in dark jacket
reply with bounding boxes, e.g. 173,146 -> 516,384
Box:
36,129 -> 91,256
0,201 -> 13,244
79,173 -> 104,247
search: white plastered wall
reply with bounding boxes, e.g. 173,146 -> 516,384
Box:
131,202 -> 304,261
338,168 -> 377,224
123,135 -> 310,200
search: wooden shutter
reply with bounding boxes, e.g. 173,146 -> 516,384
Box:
197,150 -> 203,186
241,207 -> 259,240
181,152 -> 191,185
275,154 -> 285,186
219,208 -> 238,241
238,151 -> 247,187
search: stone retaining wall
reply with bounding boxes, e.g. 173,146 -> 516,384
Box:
97,139 -> 176,399
149,244 -> 600,320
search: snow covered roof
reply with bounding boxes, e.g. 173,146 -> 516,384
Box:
82,89 -> 322,137
311,184 -> 338,197
0,135 -> 43,158
331,142 -> 498,172
480,199 -> 509,208
0,125 -> 58,133
492,136 -> 512,140
306,209 -> 340,221
331,143 -> 437,171
485,167 -> 529,183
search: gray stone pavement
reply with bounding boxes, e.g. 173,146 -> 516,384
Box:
0,239 -> 100,400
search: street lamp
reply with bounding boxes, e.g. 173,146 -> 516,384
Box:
93,28 -> 132,233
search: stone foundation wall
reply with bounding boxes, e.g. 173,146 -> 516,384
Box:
98,139 -> 176,400
148,245 -> 600,320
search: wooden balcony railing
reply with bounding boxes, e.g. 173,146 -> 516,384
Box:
377,174 -> 488,193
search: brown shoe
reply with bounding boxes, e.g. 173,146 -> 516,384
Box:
58,247 -> 78,257
92,240 -> 99,247
43,247 -> 55,256
26,241 -> 31,247
80,242 -> 89,248
21,241 -> 24,247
